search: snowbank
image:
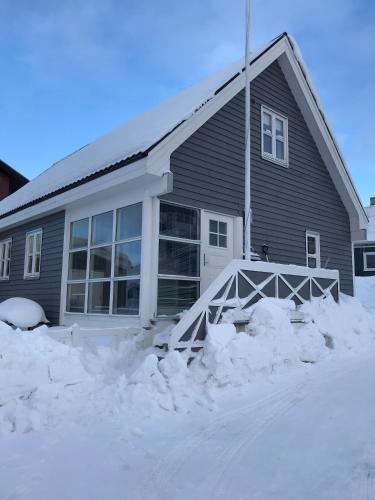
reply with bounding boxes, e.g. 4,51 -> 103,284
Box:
0,298 -> 48,328
1,295 -> 375,433
355,276 -> 375,310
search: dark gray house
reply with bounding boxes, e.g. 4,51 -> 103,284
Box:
0,33 -> 367,330
354,198 -> 375,277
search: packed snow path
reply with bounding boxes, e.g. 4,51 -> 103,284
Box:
1,349 -> 375,500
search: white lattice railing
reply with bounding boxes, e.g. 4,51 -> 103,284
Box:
168,260 -> 340,352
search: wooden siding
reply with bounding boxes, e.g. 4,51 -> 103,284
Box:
0,211 -> 65,324
164,60 -> 354,295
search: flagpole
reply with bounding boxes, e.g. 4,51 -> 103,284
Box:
244,0 -> 252,260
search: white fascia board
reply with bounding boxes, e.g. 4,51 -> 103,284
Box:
146,39 -> 286,175
147,35 -> 367,235
278,42 -> 367,231
0,158 -> 169,231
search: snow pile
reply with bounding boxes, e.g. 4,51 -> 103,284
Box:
1,294 -> 375,434
0,297 -> 48,328
355,276 -> 375,310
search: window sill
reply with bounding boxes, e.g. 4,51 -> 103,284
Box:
261,153 -> 289,168
65,311 -> 140,318
23,275 -> 41,280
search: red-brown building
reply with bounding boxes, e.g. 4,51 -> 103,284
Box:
0,159 -> 28,200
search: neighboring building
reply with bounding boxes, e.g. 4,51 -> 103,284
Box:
0,159 -> 28,200
354,198 -> 375,276
0,33 -> 367,328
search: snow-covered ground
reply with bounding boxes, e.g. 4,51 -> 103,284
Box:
1,289 -> 375,499
356,275 -> 375,310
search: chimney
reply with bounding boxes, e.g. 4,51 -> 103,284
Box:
371,197 -> 375,206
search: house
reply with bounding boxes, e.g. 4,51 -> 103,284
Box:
354,198 -> 375,276
0,33 -> 367,336
0,159 -> 28,200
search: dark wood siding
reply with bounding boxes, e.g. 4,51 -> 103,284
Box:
0,211 -> 65,324
164,60 -> 354,295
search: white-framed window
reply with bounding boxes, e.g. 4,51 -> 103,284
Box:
364,252 -> 375,271
261,106 -> 288,166
0,238 -> 11,280
306,231 -> 320,268
66,202 -> 142,316
157,202 -> 200,316
24,229 -> 42,278
209,219 -> 227,248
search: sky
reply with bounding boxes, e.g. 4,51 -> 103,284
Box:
0,0 -> 374,204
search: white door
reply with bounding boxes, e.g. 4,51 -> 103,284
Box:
200,211 -> 235,293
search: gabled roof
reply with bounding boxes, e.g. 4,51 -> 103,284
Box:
0,32 -> 367,232
0,35 -> 283,219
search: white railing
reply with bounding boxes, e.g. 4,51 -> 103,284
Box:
47,324 -> 140,349
168,260 -> 340,352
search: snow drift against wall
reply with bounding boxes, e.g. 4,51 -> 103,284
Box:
1,293 -> 375,434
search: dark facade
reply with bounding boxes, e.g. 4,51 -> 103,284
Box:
354,244 -> 375,277
164,61 -> 354,295
0,159 -> 28,200
0,211 -> 65,324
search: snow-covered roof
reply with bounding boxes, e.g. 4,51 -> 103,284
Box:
0,36 -> 283,218
0,32 -> 367,230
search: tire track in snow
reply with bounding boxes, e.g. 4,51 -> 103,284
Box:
133,379 -> 307,500
210,363 -> 364,500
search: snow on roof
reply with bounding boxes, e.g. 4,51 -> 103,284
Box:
0,36 -> 282,218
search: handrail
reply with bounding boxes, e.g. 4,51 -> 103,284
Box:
168,259 -> 339,352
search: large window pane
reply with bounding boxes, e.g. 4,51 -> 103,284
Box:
160,203 -> 199,240
159,240 -> 199,277
67,283 -> 86,313
116,203 -> 142,241
70,219 -> 89,249
157,279 -> 199,316
89,246 -> 112,278
115,241 -> 141,277
113,279 -> 140,315
88,281 -> 110,314
91,212 -> 113,245
68,250 -> 87,280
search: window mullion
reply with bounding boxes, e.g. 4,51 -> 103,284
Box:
109,209 -> 116,315
84,218 -> 92,314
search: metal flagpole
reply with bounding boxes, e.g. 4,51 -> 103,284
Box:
244,0 -> 252,260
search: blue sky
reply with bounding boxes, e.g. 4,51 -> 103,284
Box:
0,0 -> 374,204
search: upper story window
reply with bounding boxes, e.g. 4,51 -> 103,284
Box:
261,106 -> 288,166
66,203 -> 142,316
24,229 -> 42,278
306,231 -> 320,268
0,239 -> 11,280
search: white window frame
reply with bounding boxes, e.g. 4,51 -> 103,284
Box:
363,252 -> 375,272
0,238 -> 12,280
261,105 -> 289,167
306,231 -> 321,268
157,201 -> 201,317
24,229 -> 43,279
66,204 -> 142,316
